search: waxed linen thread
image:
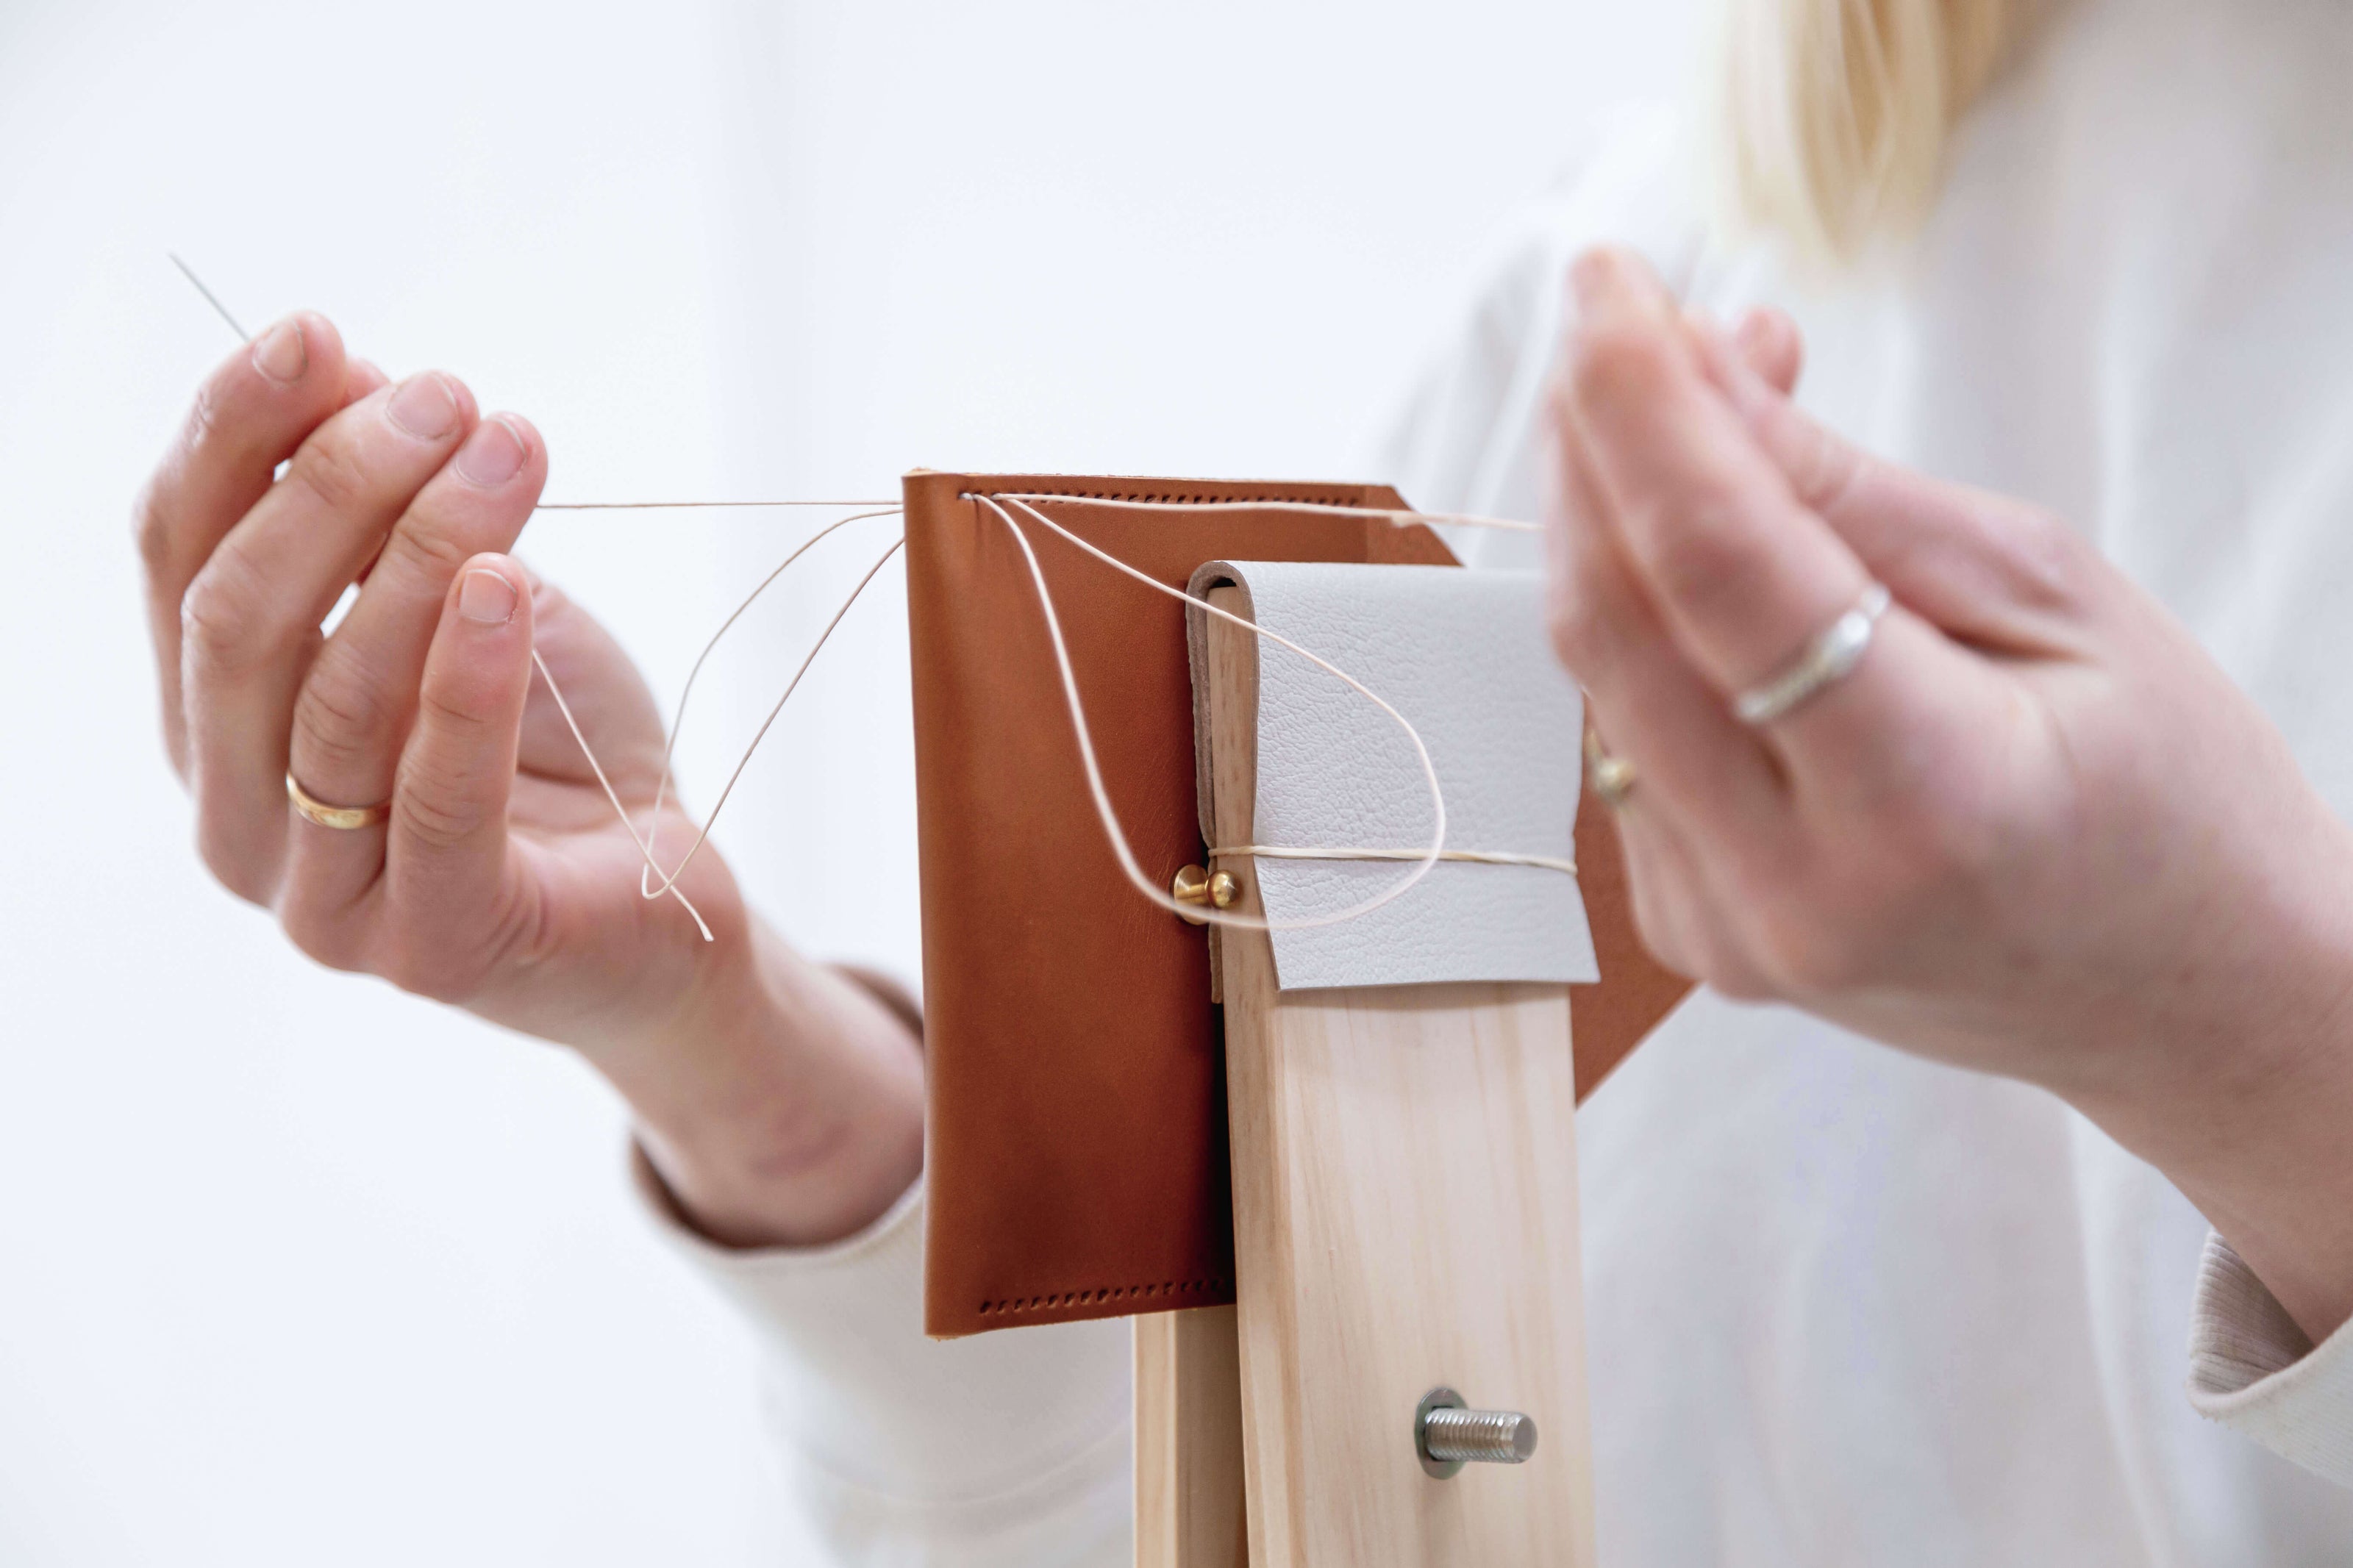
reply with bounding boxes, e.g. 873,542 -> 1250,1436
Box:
173,257 -> 1569,945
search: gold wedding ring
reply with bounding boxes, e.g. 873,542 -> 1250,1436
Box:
1583,728 -> 1637,809
286,772 -> 390,831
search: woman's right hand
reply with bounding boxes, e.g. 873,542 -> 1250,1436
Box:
1546,250 -> 2353,1341
136,312 -> 922,1247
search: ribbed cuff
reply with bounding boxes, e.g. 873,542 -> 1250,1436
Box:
2187,1231 -> 2353,1487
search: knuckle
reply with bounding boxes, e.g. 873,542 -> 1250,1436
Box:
292,648 -> 402,778
1991,503 -> 2090,609
418,671 -> 499,740
283,432 -> 376,517
379,510 -> 478,586
391,765 -> 488,854
180,550 -> 296,681
132,480 -> 179,582
183,377 -> 224,450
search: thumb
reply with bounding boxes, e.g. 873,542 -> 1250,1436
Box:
385,553 -> 536,991
1690,317 -> 2093,653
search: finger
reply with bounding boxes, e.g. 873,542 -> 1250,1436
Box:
343,357 -> 392,406
285,414 -> 547,907
368,555 -> 539,1000
1546,399 -> 1784,826
340,361 -> 400,587
1564,248 -> 1880,705
1732,306 -> 1804,397
1563,249 -> 2025,811
1690,318 -> 2095,654
179,371 -> 479,904
1682,305 -> 1804,399
136,312 -> 351,778
1547,407 -> 1790,984
1564,254 -> 1967,785
1593,737 -> 1765,995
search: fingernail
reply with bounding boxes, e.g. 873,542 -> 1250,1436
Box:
251,318 -> 307,384
459,568 -> 518,625
454,416 -> 526,488
388,373 -> 460,440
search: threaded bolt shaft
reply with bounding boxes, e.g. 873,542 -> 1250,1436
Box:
1421,1406 -> 1539,1464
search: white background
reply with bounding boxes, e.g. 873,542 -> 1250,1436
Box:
0,1 -> 1690,1561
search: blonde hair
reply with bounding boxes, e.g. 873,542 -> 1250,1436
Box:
1716,0 -> 2032,259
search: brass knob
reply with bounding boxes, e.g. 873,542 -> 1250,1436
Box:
1171,864 -> 1240,923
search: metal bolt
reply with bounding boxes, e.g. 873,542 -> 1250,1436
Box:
1415,1387 -> 1538,1478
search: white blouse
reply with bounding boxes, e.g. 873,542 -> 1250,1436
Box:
654,0 -> 2353,1558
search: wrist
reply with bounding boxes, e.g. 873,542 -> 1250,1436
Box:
598,923 -> 926,1249
2074,846 -> 2353,1342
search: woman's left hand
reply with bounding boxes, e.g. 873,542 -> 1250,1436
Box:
1548,247 -> 2353,1343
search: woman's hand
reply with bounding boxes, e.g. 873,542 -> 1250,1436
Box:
1548,248 -> 2353,1342
137,312 -> 921,1247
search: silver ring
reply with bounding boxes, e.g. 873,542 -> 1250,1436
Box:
1732,582 -> 1892,726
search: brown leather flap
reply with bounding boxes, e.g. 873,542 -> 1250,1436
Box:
906,472 -> 1688,1339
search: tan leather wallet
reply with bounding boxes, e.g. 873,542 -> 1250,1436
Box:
905,472 -> 1690,1339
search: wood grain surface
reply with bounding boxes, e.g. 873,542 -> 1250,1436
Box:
1199,582 -> 1598,1568
1135,1306 -> 1249,1568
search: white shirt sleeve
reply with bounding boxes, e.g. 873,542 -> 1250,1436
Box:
632,1155 -> 1133,1567
2187,1230 -> 2353,1487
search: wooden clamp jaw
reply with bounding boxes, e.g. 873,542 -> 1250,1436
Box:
1139,565 -> 1600,1568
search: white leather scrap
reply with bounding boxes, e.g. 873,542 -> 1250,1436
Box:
1188,561 -> 1597,992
